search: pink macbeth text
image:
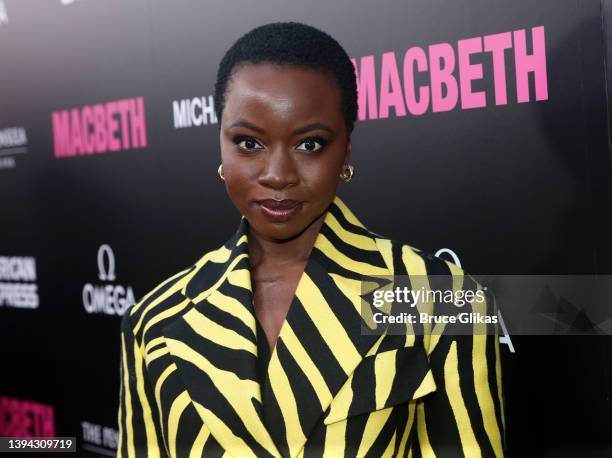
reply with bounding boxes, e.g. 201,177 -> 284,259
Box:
352,26 -> 548,119
52,96 -> 147,158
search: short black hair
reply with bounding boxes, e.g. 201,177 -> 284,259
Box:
214,21 -> 358,133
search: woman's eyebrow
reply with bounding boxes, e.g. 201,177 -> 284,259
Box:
292,123 -> 333,135
228,119 -> 333,135
229,119 -> 265,133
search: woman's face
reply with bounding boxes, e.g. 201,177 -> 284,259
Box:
219,62 -> 351,242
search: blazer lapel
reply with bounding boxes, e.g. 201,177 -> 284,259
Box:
259,195 -> 393,458
162,221 -> 282,458
161,195 -> 394,458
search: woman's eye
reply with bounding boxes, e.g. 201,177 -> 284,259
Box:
296,138 -> 326,153
235,137 -> 263,151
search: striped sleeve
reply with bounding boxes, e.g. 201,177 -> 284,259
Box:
117,309 -> 169,458
414,286 -> 507,457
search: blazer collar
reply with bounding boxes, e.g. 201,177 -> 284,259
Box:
162,194 -> 394,458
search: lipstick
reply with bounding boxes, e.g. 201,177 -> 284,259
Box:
257,199 -> 302,222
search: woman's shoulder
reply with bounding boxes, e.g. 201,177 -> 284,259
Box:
368,230 -> 490,299
121,242 -> 228,337
368,229 -> 467,278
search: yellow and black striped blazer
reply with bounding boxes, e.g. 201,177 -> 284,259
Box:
117,194 -> 506,457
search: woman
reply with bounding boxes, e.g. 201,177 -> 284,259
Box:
117,22 -> 506,458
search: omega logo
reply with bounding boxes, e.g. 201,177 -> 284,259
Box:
97,244 -> 116,281
434,248 -> 462,267
82,244 -> 135,316
435,247 -> 514,353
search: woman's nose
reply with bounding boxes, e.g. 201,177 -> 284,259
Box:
257,147 -> 298,190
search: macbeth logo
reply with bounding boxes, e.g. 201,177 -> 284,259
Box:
352,26 -> 548,120
51,97 -> 147,158
82,244 -> 135,315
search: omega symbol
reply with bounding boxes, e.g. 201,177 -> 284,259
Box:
435,248 -> 461,267
97,244 -> 116,281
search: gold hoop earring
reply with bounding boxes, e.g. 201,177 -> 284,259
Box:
218,164 -> 225,181
340,164 -> 354,182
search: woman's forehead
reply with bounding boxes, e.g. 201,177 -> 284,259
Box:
224,63 -> 342,120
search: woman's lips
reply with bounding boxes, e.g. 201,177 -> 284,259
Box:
257,199 -> 302,222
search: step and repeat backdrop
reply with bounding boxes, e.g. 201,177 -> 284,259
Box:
1,0 -> 612,456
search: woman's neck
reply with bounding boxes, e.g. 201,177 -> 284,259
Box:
247,213 -> 326,268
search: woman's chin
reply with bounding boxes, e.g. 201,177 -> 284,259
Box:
247,216 -> 313,242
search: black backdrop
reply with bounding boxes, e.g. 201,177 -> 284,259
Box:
1,0 -> 611,456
